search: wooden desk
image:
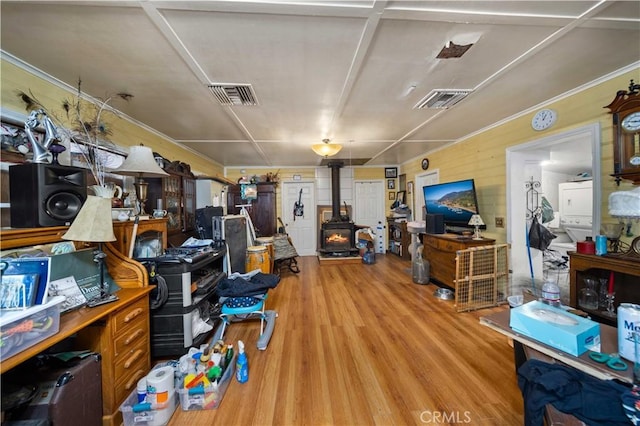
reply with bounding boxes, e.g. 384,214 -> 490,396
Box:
1,227 -> 152,426
480,308 -> 632,384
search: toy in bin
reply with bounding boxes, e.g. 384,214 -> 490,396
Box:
176,339 -> 237,410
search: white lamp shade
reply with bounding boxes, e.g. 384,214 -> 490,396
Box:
112,145 -> 169,177
311,142 -> 342,157
468,214 -> 485,226
62,196 -> 116,242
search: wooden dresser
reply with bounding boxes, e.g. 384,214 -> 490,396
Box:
422,233 -> 496,288
0,227 -> 152,426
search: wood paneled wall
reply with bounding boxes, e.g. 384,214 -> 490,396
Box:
400,68 -> 640,244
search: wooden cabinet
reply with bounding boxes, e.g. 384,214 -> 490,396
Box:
422,233 -> 495,288
227,183 -> 277,237
0,227 -> 151,426
112,218 -> 168,257
569,252 -> 640,326
76,293 -> 150,424
147,161 -> 196,236
387,218 -> 411,259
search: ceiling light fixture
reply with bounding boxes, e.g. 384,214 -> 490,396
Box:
312,138 -> 342,157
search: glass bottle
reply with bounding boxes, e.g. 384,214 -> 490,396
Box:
578,277 -> 599,310
598,277 -> 609,309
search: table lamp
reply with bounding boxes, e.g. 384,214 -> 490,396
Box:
468,214 -> 485,240
62,195 -> 118,307
112,145 -> 169,215
608,186 -> 640,260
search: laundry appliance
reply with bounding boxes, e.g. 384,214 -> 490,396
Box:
549,180 -> 593,256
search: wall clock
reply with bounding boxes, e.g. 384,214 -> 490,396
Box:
421,158 -> 430,170
531,109 -> 557,131
605,79 -> 640,185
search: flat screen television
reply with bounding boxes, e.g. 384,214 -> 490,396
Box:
423,179 -> 484,231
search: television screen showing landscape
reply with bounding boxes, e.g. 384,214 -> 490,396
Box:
423,179 -> 479,226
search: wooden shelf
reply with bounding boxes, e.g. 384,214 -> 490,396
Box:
569,252 -> 640,326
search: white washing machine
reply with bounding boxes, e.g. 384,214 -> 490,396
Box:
549,180 -> 593,255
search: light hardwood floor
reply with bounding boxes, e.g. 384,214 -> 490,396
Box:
166,254 -> 524,425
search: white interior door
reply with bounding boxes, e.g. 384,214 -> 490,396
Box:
414,170 -> 439,221
281,181 -> 316,256
354,180 -> 386,249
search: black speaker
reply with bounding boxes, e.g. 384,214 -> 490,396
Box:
425,213 -> 445,234
9,163 -> 87,228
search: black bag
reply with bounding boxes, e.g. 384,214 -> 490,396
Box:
528,216 -> 556,251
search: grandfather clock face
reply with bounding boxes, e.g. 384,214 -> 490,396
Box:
620,111 -> 640,167
605,81 -> 640,184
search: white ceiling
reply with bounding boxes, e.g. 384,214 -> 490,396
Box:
1,1 -> 639,168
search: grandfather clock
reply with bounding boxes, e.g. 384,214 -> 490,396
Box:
605,79 -> 640,185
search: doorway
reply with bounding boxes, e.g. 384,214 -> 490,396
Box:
354,180 -> 386,249
506,123 -> 601,298
414,170 -> 440,221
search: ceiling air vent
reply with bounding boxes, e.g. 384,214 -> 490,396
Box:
414,89 -> 472,109
208,83 -> 258,106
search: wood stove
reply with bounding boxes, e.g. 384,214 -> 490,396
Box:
319,160 -> 357,256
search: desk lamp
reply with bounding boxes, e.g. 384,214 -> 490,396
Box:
112,145 -> 168,215
468,214 -> 485,240
62,195 -> 118,307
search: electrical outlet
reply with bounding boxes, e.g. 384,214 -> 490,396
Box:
495,217 -> 504,228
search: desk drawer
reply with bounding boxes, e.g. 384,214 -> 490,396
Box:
425,236 -> 462,253
115,356 -> 149,406
114,337 -> 148,383
114,320 -> 148,360
112,297 -> 148,334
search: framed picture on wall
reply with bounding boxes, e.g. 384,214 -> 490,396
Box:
385,167 -> 398,178
387,179 -> 395,189
388,192 -> 395,200
408,181 -> 414,195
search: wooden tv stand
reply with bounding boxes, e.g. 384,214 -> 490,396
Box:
422,233 -> 495,288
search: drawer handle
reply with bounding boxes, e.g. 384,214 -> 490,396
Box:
124,308 -> 143,323
125,369 -> 146,391
124,328 -> 144,345
124,349 -> 144,368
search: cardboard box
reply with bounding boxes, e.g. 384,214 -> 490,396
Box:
510,300 -> 600,356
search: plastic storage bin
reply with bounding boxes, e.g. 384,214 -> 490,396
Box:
177,354 -> 235,410
120,387 -> 178,426
0,296 -> 64,361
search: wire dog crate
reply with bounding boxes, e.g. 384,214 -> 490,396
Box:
455,244 -> 509,312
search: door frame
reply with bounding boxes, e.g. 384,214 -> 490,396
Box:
506,123 -> 601,288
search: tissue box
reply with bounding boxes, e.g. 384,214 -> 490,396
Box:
510,300 -> 600,356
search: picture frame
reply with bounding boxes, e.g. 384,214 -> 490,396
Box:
389,192 -> 396,200
387,179 -> 395,189
396,190 -> 406,205
408,181 -> 414,195
385,167 -> 398,178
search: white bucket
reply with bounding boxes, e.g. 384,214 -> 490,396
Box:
618,303 -> 640,361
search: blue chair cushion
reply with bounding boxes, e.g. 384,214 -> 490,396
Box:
222,296 -> 264,315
